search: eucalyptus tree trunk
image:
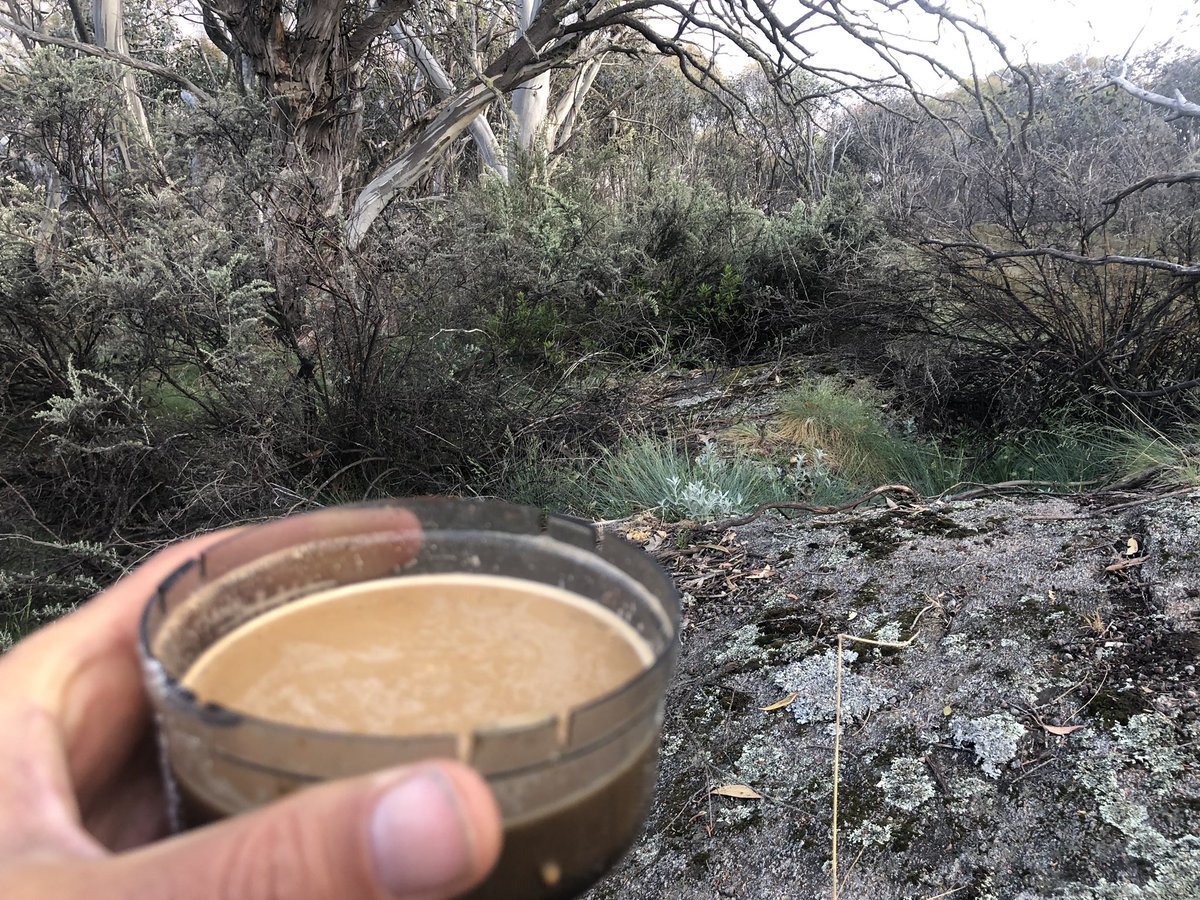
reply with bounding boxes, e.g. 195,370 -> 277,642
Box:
391,22 -> 508,181
348,80 -> 505,246
91,0 -> 152,161
346,0 -> 582,246
544,52 -> 605,155
510,0 -> 552,154
202,0 -> 411,359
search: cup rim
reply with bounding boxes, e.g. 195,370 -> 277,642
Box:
138,498 -> 680,774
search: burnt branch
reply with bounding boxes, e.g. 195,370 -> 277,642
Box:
1103,171 -> 1200,207
1079,172 -> 1200,244
923,239 -> 1200,278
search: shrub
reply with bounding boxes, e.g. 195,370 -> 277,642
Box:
908,251 -> 1200,430
588,434 -> 790,521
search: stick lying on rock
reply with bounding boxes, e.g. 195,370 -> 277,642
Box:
698,485 -> 918,532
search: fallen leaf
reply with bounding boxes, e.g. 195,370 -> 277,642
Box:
759,692 -> 799,711
711,784 -> 763,799
1041,723 -> 1086,736
885,496 -> 899,510
1105,556 -> 1148,573
943,705 -> 953,716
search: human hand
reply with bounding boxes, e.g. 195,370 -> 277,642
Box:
0,525 -> 503,899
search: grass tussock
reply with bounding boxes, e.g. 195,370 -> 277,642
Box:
727,377 -> 966,496
589,434 -> 789,521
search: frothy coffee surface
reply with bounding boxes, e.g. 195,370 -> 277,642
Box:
181,574 -> 652,735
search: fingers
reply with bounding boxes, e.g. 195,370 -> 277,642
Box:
0,530 -> 241,858
0,529 -> 242,815
4,761 -> 503,900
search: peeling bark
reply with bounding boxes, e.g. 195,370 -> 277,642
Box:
391,22 -> 508,181
346,0 -> 580,245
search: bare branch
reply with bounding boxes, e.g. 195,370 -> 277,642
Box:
347,0 -> 414,62
1105,69 -> 1200,119
922,239 -> 1200,278
1103,171 -> 1200,207
1079,171 -> 1200,244
0,12 -> 214,104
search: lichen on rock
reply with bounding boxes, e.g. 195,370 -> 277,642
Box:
951,712 -> 1027,778
877,756 -> 936,812
772,647 -> 895,733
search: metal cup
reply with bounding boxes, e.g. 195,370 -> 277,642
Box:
139,499 -> 679,899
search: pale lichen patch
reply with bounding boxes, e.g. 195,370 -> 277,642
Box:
877,756 -> 936,812
772,648 -> 895,734
716,624 -> 762,665
951,712 -> 1027,778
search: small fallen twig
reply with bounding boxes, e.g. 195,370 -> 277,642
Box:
940,479 -> 1081,502
831,630 -> 919,900
701,485 -> 918,532
1098,485 -> 1199,512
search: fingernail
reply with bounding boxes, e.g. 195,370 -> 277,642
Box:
370,769 -> 475,898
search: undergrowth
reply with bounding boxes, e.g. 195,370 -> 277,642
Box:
494,381 -> 1200,523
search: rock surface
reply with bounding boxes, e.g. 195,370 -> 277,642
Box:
588,491 -> 1200,899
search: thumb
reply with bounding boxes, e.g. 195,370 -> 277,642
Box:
32,762 -> 502,900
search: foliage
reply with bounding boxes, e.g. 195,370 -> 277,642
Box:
3,20 -> 1200,643
853,56 -> 1200,428
976,421 -> 1200,489
585,434 -> 791,521
774,378 -> 964,495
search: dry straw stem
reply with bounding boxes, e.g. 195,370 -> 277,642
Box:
830,630 -> 919,900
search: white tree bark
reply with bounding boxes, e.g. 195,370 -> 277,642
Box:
544,51 -> 604,152
347,81 -> 502,247
509,0 -> 551,152
391,22 -> 509,180
1106,68 -> 1200,120
91,0 -> 153,157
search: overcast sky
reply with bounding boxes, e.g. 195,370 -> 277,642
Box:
977,0 -> 1199,63
706,0 -> 1200,90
